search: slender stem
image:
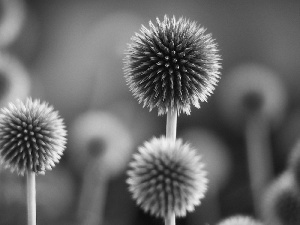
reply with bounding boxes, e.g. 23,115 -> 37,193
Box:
166,110 -> 177,141
245,114 -> 273,217
165,109 -> 177,225
78,158 -> 107,225
27,171 -> 36,225
165,212 -> 176,225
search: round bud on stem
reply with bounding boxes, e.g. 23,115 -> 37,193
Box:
124,15 -> 221,115
127,136 -> 208,218
0,98 -> 67,175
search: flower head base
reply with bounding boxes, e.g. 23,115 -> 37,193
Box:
0,98 -> 67,175
127,136 -> 207,218
124,15 -> 221,115
217,215 -> 263,225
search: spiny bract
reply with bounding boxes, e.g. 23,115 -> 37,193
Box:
0,98 -> 67,175
217,215 -> 263,225
127,136 -> 207,218
124,15 -> 221,115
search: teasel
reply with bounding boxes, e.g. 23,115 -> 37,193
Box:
217,63 -> 287,217
216,215 -> 263,225
0,52 -> 31,107
262,171 -> 300,225
0,0 -> 26,48
127,136 -> 207,219
124,15 -> 221,116
0,98 -> 67,225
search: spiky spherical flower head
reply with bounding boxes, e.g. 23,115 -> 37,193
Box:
262,172 -> 300,225
0,98 -> 67,175
124,15 -> 221,115
216,215 -> 263,225
127,136 -> 208,218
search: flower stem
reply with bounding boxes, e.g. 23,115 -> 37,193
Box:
165,212 -> 176,225
165,109 -> 177,225
245,114 -> 273,217
27,171 -> 36,225
166,109 -> 177,141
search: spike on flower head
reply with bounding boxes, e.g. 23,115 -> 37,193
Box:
216,215 -> 263,225
262,172 -> 300,225
124,15 -> 221,115
127,136 -> 208,218
0,98 -> 67,175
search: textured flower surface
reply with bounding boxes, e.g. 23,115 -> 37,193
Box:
127,136 -> 207,218
0,98 -> 67,175
124,15 -> 221,115
217,215 -> 263,225
262,172 -> 300,225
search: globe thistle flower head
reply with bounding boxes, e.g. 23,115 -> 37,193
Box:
216,215 -> 263,225
124,15 -> 221,115
217,63 -> 287,130
69,110 -> 133,177
127,136 -> 208,218
0,98 -> 67,175
262,172 -> 300,225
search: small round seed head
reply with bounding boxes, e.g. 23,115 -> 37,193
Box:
127,136 -> 208,218
216,215 -> 263,225
262,172 -> 300,225
0,98 -> 67,175
124,15 -> 221,115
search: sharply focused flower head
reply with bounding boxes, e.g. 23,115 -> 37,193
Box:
216,215 -> 263,225
124,15 -> 221,115
127,136 -> 208,218
0,98 -> 67,175
262,172 -> 300,225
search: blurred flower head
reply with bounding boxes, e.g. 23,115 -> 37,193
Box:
0,0 -> 26,48
0,52 -> 31,107
262,172 -> 300,225
0,98 -> 67,175
217,63 -> 287,130
124,15 -> 221,115
69,110 -> 133,177
127,136 -> 207,218
216,215 -> 263,225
